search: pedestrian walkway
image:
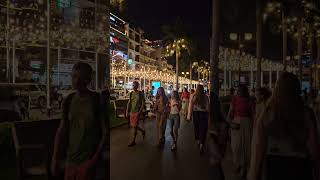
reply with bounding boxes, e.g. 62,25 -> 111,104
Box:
110,117 -> 239,180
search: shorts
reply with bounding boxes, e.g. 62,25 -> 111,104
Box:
65,157 -> 98,180
169,114 -> 180,129
130,112 -> 140,128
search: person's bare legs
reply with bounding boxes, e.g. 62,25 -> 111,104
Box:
173,127 -> 178,142
128,127 -> 137,147
156,113 -> 162,146
137,126 -> 146,140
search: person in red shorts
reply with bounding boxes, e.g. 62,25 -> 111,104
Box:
126,81 -> 146,147
51,62 -> 106,180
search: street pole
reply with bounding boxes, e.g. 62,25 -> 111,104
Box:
269,70 -> 272,89
256,0 -> 263,89
94,0 -> 98,90
46,0 -> 51,111
124,63 -> 127,97
309,26 -> 315,89
317,38 -> 320,90
105,0 -> 111,90
189,59 -> 192,90
95,52 -> 98,90
261,71 -> 263,87
12,40 -> 15,83
144,67 -> 146,91
238,38 -> 241,83
58,47 -> 61,87
210,0 -> 220,126
175,49 -> 179,91
229,70 -> 232,89
224,49 -> 227,96
282,10 -> 288,71
298,17 -> 303,82
250,56 -> 254,90
6,0 -> 9,82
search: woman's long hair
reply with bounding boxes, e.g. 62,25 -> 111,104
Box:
268,72 -> 306,143
156,87 -> 168,103
193,85 -> 207,109
172,90 -> 180,103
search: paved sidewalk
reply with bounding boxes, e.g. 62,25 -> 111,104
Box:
110,117 -> 239,180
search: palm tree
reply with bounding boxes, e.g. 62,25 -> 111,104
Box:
165,39 -> 189,91
163,20 -> 190,91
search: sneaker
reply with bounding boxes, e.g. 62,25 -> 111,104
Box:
157,142 -> 163,148
199,144 -> 205,155
128,141 -> 136,147
171,143 -> 177,151
196,140 -> 200,145
142,131 -> 146,141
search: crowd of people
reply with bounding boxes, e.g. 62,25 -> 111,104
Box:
49,61 -> 319,180
221,72 -> 319,180
125,71 -> 320,180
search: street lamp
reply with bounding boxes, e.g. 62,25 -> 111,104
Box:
165,39 -> 189,91
181,71 -> 190,78
229,33 -> 253,83
181,71 -> 190,88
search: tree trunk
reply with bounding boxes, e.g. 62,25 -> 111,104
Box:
256,0 -> 263,89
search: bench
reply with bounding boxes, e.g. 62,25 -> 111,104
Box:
11,119 -> 61,180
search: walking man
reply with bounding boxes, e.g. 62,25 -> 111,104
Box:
126,81 -> 146,147
51,62 -> 106,180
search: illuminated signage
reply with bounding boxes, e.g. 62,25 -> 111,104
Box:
56,0 -> 71,8
30,61 -> 42,69
152,81 -> 161,96
128,59 -> 133,65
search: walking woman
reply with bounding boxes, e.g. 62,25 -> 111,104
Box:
153,87 -> 169,148
189,85 -> 209,154
181,88 -> 190,120
168,91 -> 181,151
248,72 -> 320,180
227,85 -> 255,178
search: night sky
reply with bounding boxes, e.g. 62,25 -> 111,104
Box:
125,0 -> 211,60
122,0 -> 288,62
